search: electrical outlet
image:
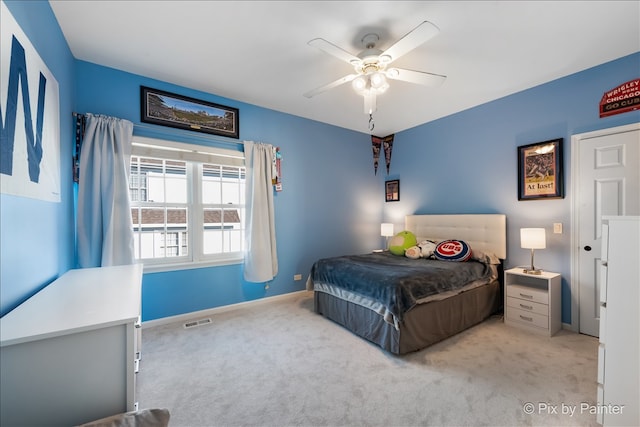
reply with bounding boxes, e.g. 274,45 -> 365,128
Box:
294,274 -> 302,281
553,223 -> 563,234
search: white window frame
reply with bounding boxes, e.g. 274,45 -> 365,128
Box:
130,136 -> 245,273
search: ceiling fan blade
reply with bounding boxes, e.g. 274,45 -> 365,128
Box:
380,21 -> 440,63
308,38 -> 361,65
303,74 -> 359,98
386,68 -> 446,86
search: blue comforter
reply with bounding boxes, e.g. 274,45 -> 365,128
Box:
310,251 -> 493,322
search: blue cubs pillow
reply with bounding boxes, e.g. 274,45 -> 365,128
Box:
434,240 -> 472,262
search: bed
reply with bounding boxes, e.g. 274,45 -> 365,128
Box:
307,214 -> 507,355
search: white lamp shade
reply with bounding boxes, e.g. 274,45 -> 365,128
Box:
352,76 -> 368,92
521,228 -> 546,249
381,223 -> 394,237
370,72 -> 386,89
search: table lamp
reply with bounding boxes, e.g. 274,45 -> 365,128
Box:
521,228 -> 546,275
381,223 -> 394,250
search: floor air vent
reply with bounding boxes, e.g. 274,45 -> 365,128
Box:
183,318 -> 212,329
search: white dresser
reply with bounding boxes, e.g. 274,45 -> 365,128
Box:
597,216 -> 639,426
0,264 -> 143,427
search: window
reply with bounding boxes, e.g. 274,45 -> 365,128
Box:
129,137 -> 245,271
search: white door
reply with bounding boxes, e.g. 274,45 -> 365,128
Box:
573,123 -> 639,337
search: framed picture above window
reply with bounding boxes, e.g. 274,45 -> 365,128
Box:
517,138 -> 564,200
140,86 -> 239,139
385,179 -> 400,202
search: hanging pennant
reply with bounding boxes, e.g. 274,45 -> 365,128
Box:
371,136 -> 382,174
272,146 -> 283,191
382,134 -> 394,174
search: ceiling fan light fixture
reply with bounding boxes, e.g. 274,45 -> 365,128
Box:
386,68 -> 400,78
352,75 -> 368,93
377,82 -> 390,94
369,72 -> 387,89
305,21 -> 446,123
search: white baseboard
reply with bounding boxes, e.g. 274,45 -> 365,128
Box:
142,290 -> 312,329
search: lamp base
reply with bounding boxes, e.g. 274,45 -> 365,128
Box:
523,268 -> 543,275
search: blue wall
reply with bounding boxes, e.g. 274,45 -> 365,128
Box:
0,0 -> 76,316
1,0 -> 638,326
74,61 -> 382,321
385,53 -> 640,323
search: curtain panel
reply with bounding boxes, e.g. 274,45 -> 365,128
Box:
243,141 -> 278,282
77,113 -> 135,268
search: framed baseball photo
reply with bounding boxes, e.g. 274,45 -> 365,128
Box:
518,138 -> 564,200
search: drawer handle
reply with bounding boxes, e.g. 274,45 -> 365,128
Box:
519,293 -> 534,299
519,315 -> 533,322
519,303 -> 533,310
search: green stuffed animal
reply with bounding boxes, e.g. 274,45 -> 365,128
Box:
388,230 -> 418,256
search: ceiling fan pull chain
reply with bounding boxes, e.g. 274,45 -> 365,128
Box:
369,113 -> 375,131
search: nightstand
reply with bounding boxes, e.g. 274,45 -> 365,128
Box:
504,267 -> 561,336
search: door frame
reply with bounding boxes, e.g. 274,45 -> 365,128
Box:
570,122 -> 640,333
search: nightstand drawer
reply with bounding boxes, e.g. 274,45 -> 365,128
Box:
506,307 -> 549,329
506,296 -> 548,316
506,284 -> 549,305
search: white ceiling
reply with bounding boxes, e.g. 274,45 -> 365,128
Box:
49,1 -> 640,137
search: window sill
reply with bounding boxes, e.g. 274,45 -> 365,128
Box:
141,256 -> 243,274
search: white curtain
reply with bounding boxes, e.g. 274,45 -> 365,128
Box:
77,113 -> 135,268
243,141 -> 278,282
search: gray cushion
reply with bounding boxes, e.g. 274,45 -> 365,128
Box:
77,408 -> 170,427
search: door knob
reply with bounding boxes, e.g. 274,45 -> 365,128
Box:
584,245 -> 592,251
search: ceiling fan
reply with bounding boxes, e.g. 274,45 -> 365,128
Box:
304,21 -> 447,117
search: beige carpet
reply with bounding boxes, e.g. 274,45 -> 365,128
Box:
137,291 -> 599,427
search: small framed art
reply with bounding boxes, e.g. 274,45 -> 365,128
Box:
517,138 -> 564,200
141,86 -> 239,139
385,179 -> 400,202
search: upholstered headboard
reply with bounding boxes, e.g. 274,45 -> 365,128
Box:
405,214 -> 507,259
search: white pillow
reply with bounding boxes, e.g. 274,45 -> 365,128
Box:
470,247 -> 501,265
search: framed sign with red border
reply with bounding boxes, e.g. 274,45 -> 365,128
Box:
599,78 -> 640,118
